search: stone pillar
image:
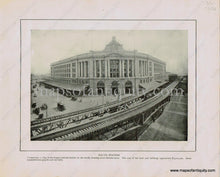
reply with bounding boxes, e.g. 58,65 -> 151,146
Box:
132,60 -> 135,77
119,59 -> 121,77
82,61 -> 84,77
134,58 -> 138,77
86,61 -> 87,77
144,61 -> 146,76
94,60 -> 96,77
141,61 -> 143,77
75,61 -> 78,78
152,62 -> 154,80
146,61 -> 148,76
70,63 -> 72,78
108,59 -> 110,77
81,61 -> 84,77
127,59 -> 129,77
78,62 -> 80,77
139,61 -> 142,77
81,62 -> 83,78
79,62 -> 81,77
122,60 -> 124,77
105,60 -> 107,78
86,61 -> 88,77
140,61 -> 142,77
148,60 -> 150,76
84,61 -> 87,77
146,59 -> 148,76
99,60 -> 101,77
145,61 -> 147,76
80,62 -> 82,77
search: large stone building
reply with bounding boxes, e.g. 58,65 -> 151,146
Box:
50,37 -> 166,95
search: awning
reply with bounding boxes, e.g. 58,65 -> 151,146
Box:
41,80 -> 87,91
139,81 -> 167,92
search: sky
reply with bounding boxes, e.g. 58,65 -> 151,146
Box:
31,30 -> 188,75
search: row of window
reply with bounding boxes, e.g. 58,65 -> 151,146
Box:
72,63 -> 76,78
123,60 -> 133,77
110,60 -> 119,78
51,61 -> 89,78
78,61 -> 89,77
94,60 -> 106,77
93,59 -> 134,78
154,63 -> 165,75
138,60 -> 155,77
51,64 -> 71,78
53,78 -> 89,84
139,60 -> 148,76
52,60 -> 165,79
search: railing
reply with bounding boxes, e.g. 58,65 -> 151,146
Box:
31,81 -> 169,126
31,81 -> 178,140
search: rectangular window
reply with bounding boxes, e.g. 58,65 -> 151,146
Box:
101,60 -> 105,77
93,61 -> 95,77
145,61 -> 148,76
139,61 -> 142,76
149,61 -> 152,76
82,62 -> 84,77
110,60 -> 119,78
96,60 -> 100,77
72,63 -> 76,78
124,60 -> 127,77
68,64 -> 71,78
129,60 -> 132,77
79,62 -> 81,77
85,61 -> 88,77
153,63 -> 165,80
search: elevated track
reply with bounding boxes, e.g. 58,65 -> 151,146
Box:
31,81 -> 178,141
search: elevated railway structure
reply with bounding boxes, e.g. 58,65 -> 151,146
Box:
31,81 -> 179,140
32,81 -> 167,126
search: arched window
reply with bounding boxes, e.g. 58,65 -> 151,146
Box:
125,81 -> 133,94
111,81 -> 119,94
97,81 -> 105,95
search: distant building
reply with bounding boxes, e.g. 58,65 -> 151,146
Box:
50,37 -> 166,95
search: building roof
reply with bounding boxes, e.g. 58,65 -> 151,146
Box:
51,36 -> 165,66
42,80 -> 86,91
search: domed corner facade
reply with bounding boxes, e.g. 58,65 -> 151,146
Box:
50,37 -> 167,95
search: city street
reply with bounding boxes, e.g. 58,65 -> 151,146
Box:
139,95 -> 187,141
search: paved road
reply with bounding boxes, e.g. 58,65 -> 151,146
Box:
138,95 -> 187,141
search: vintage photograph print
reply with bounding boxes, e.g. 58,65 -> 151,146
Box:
30,30 -> 188,141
